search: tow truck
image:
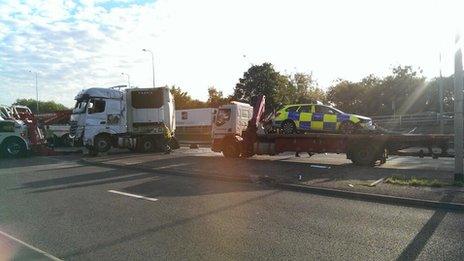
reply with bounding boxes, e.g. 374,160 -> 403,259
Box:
211,96 -> 453,166
0,105 -> 51,157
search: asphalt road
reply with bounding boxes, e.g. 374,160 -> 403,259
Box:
0,154 -> 463,260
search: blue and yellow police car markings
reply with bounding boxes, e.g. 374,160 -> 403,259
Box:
288,111 -> 300,121
312,113 -> 324,121
299,121 -> 311,130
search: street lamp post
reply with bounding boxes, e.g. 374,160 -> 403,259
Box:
121,73 -> 131,88
28,70 -> 39,113
142,48 -> 155,87
454,34 -> 464,182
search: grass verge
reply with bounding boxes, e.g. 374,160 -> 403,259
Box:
385,175 -> 444,188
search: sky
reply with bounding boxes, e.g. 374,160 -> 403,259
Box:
0,0 -> 463,107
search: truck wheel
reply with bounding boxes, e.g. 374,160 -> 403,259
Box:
222,137 -> 241,158
169,137 -> 180,150
1,138 -> 27,158
281,120 -> 296,134
94,135 -> 112,153
60,134 -> 72,147
136,137 -> 155,153
350,142 -> 378,166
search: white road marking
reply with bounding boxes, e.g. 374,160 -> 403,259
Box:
0,230 -> 63,261
152,163 -> 191,170
108,190 -> 158,202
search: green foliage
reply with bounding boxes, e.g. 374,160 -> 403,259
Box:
233,63 -> 289,111
327,75 -> 378,114
289,73 -> 326,104
233,63 -> 326,111
170,86 -> 207,109
13,99 -> 68,114
425,76 -> 454,113
171,86 -> 230,109
327,66 -> 431,115
386,175 -> 444,187
207,87 -> 231,108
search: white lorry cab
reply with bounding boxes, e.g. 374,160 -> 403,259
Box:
69,86 -> 177,154
211,101 -> 253,154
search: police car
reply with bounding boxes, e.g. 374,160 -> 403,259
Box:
272,103 -> 374,134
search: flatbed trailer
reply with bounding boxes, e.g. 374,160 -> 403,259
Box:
211,96 -> 453,166
250,133 -> 452,166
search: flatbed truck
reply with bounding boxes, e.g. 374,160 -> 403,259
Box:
211,96 -> 453,166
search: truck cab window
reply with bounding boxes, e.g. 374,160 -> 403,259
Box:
88,100 -> 106,114
215,109 -> 231,126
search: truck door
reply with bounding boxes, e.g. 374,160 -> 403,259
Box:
87,99 -> 107,127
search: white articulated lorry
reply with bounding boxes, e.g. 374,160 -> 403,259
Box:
69,86 -> 178,154
175,108 -> 217,144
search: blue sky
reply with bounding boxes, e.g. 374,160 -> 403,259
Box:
0,0 -> 462,107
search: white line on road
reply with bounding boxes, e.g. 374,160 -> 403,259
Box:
152,163 -> 191,170
0,230 -> 63,261
108,190 -> 158,202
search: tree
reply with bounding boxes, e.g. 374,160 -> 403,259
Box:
170,86 -> 206,109
327,75 -> 379,114
233,63 -> 290,111
327,66 -> 427,116
425,76 -> 454,113
290,73 -> 326,104
13,99 -> 68,114
207,87 -> 230,108
372,66 -> 426,115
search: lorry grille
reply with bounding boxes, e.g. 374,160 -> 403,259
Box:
69,120 -> 78,138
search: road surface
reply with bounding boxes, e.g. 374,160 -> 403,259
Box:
0,154 -> 463,260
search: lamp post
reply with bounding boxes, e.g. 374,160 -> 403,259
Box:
28,70 -> 39,113
142,48 -> 155,87
121,72 -> 131,88
454,34 -> 464,182
438,53 -> 444,134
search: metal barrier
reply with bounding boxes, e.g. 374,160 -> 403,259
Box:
371,112 -> 455,134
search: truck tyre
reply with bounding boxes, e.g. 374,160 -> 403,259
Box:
136,137 -> 155,153
169,137 -> 180,150
94,135 -> 112,153
60,134 -> 72,147
222,137 -> 241,158
1,137 -> 27,158
350,142 -> 381,166
281,120 -> 296,134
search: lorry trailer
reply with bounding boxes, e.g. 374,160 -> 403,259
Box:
69,86 -> 177,154
211,96 -> 453,166
175,108 -> 216,144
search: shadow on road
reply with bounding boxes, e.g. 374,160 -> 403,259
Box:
0,155 -> 80,171
89,153 -> 456,185
15,158 -> 272,198
61,190 -> 281,259
396,193 -> 456,261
